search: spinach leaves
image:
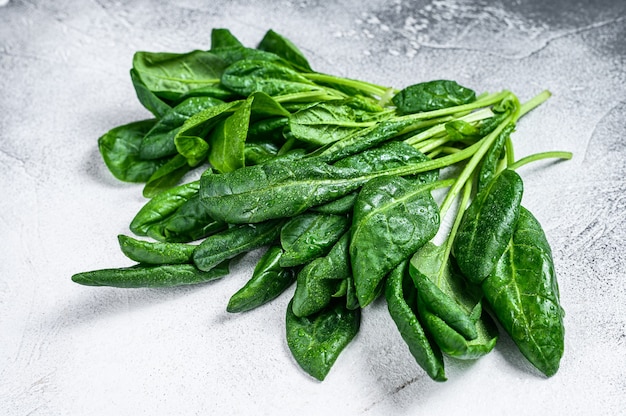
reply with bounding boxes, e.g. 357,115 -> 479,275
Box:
73,27 -> 572,384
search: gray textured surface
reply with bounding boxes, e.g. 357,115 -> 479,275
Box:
1,0 -> 625,414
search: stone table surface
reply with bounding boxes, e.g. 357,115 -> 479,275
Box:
1,0 -> 625,415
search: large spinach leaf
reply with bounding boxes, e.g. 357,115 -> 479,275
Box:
133,50 -> 230,102
286,299 -> 360,381
385,260 -> 446,381
481,206 -> 565,377
452,169 -> 523,284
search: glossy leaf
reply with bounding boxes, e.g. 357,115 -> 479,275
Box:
477,123 -> 515,192
130,181 -> 200,237
410,243 -> 498,359
385,260 -> 446,381
139,96 -> 223,160
174,135 -> 209,167
350,176 -> 440,307
482,206 -> 565,377
286,299 -> 360,381
132,50 -> 228,102
208,95 -> 253,173
117,234 -> 195,264
334,140 -> 438,185
452,169 -> 523,284
409,243 -> 478,340
130,68 -> 171,118
258,29 -> 312,72
142,154 -> 191,198
210,28 -> 244,50
198,158 -> 370,224
227,246 -> 295,313
71,262 -> 229,288
392,80 -> 476,114
280,213 -> 350,267
98,119 -> 167,183
291,232 -> 351,317
288,100 -> 379,146
192,219 -> 283,271
221,59 -> 322,97
157,193 -> 227,243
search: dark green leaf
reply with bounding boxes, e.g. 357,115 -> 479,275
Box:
452,169 -> 523,284
335,140 -> 438,185
98,119 -> 167,183
410,243 -> 498,359
392,80 -> 476,114
117,234 -> 195,264
192,219 -> 283,271
175,100 -> 241,141
385,260 -> 446,381
142,154 -> 192,198
350,176 -> 440,307
159,197 -> 226,243
132,50 -> 228,102
208,95 -> 253,173
227,246 -> 295,313
210,28 -> 244,50
481,206 -> 565,377
288,100 -> 380,146
130,181 -> 200,237
139,96 -> 223,160
130,68 -> 172,118
175,135 -> 209,167
409,243 -> 478,340
221,59 -> 322,97
198,158 -> 370,224
286,299 -> 360,381
71,262 -> 229,288
258,29 -> 312,72
477,123 -> 515,192
291,232 -> 351,317
280,213 -> 350,267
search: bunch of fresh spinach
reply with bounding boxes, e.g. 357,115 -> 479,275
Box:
73,28 -> 572,382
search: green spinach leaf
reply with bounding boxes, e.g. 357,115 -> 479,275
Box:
227,246 -> 295,313
385,260 -> 446,381
350,176 -> 440,307
392,80 -> 476,114
286,299 -> 360,381
98,119 -> 167,183
452,169 -> 523,284
481,206 -> 565,377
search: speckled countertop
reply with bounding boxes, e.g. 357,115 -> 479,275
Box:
1,1 -> 625,415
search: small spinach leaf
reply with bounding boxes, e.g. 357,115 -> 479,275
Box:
227,246 -> 295,313
392,80 -> 476,114
98,119 -> 166,183
286,299 -> 360,381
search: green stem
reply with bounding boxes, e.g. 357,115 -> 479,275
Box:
303,72 -> 393,97
437,178 -> 473,286
518,90 -> 551,118
508,151 -> 573,170
404,107 -> 494,146
274,90 -> 345,103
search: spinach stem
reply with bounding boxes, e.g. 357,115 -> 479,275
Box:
303,72 -> 393,97
508,151 -> 573,170
437,178 -> 473,286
